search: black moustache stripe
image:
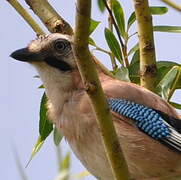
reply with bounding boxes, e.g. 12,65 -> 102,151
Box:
44,57 -> 72,71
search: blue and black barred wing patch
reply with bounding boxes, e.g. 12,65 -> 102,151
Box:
108,98 -> 181,152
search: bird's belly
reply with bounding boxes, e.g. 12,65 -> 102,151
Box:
60,112 -> 181,180
69,142 -> 113,180
60,111 -> 114,179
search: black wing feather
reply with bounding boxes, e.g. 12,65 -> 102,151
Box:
155,110 -> 181,133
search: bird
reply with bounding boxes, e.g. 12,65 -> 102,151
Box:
11,33 -> 181,180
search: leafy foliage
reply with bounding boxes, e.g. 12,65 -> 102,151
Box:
156,66 -> 181,101
95,3 -> 181,109
127,6 -> 168,30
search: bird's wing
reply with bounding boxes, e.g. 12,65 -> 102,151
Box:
99,75 -> 181,151
101,76 -> 179,119
108,98 -> 181,152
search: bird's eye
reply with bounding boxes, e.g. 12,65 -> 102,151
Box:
54,40 -> 71,54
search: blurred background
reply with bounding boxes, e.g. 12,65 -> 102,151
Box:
1,0 -> 181,179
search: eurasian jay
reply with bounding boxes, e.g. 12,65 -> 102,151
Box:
10,33 -> 181,180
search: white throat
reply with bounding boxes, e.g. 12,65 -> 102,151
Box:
34,62 -> 74,124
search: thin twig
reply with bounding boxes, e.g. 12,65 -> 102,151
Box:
161,0 -> 181,12
128,32 -> 138,39
25,0 -> 73,35
7,0 -> 45,36
93,47 -> 112,55
73,0 -> 130,179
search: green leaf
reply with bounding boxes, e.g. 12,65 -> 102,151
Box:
176,67 -> 181,89
89,19 -> 100,35
127,6 -> 168,30
26,136 -> 44,167
128,51 -> 181,88
89,37 -> 97,46
112,0 -> 125,38
31,136 -> 44,157
38,84 -> 44,89
157,61 -> 179,69
128,50 -> 140,84
104,28 -> 123,64
97,0 -> 105,12
156,61 -> 180,85
156,66 -> 180,101
39,93 -> 53,140
127,12 -> 135,31
129,53 -> 180,87
128,43 -> 139,56
114,67 -> 130,82
130,49 -> 140,66
150,6 -> 168,15
26,93 -> 53,165
169,101 -> 181,110
54,127 -> 63,146
176,78 -> 181,89
60,152 -> 71,170
154,26 -> 181,33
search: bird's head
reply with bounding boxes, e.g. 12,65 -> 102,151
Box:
10,33 -> 82,94
11,33 -> 76,72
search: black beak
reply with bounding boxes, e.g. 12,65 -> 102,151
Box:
10,48 -> 40,62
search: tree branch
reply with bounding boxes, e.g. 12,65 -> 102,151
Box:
133,0 -> 157,92
7,0 -> 45,36
25,0 -> 73,35
73,0 -> 130,180
161,0 -> 181,12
